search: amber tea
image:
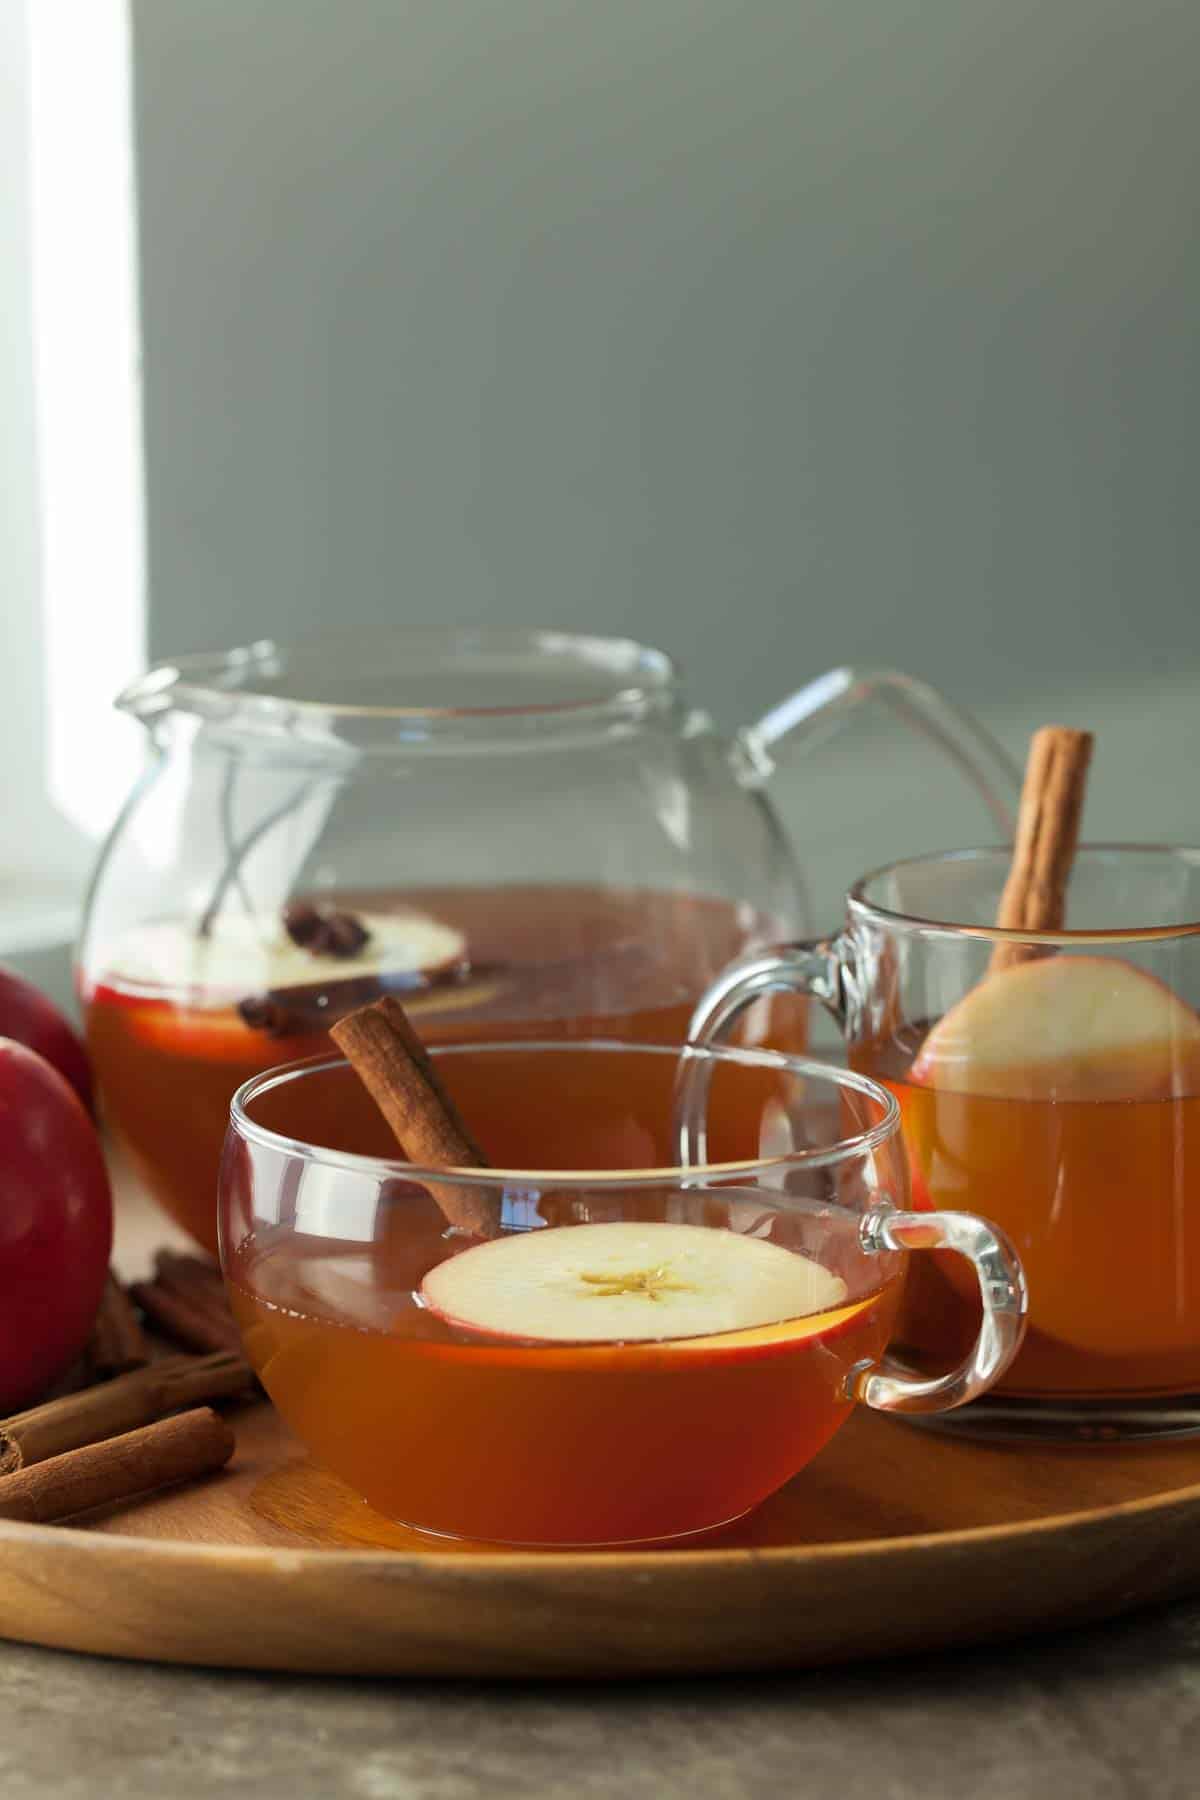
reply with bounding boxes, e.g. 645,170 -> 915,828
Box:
86,885 -> 804,1252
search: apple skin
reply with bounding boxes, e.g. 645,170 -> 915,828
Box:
0,1039 -> 113,1408
0,963 -> 93,1115
912,954 -> 1200,1102
418,1287 -> 881,1366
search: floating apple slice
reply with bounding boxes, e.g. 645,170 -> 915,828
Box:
420,1220 -> 849,1346
98,910 -> 468,1007
912,955 -> 1200,1102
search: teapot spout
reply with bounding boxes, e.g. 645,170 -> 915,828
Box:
735,667 -> 1019,837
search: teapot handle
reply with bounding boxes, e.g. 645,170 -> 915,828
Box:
735,667 -> 1019,837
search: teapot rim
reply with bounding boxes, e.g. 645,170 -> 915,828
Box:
116,628 -> 680,736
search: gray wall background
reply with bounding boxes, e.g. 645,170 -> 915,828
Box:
131,0 -> 1199,737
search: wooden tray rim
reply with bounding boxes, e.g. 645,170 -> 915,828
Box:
6,1464 -> 1199,1574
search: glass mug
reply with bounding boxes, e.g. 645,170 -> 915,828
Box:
79,630 -> 1018,1253
687,847 -> 1200,1440
220,1040 -> 1025,1546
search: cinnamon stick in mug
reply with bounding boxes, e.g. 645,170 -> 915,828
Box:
330,996 -> 496,1236
990,726 -> 1093,972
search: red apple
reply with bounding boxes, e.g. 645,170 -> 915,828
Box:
0,1039 -> 113,1409
0,963 -> 93,1114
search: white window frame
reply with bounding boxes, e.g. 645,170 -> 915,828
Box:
1,0 -> 146,956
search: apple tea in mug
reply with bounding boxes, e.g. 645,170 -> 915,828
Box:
221,1042 -> 1023,1546
690,839 -> 1200,1436
231,1212 -> 900,1546
857,949 -> 1200,1400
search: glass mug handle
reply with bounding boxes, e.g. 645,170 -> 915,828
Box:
683,939 -> 856,1114
683,944 -> 1028,1414
852,1203 -> 1026,1413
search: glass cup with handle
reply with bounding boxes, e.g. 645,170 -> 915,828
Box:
685,846 -> 1200,1441
222,1038 -> 1025,1545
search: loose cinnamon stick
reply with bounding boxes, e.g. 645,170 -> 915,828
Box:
991,726 -> 1093,973
85,1271 -> 150,1378
154,1249 -> 228,1305
0,1351 -> 253,1475
130,1278 -> 243,1356
0,1408 -> 234,1524
330,995 -> 496,1236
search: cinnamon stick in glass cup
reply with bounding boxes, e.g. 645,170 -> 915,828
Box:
687,728 -> 1200,1440
330,996 -> 498,1238
990,726 -> 1093,971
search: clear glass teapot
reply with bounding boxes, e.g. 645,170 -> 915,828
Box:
78,629 -> 1016,1250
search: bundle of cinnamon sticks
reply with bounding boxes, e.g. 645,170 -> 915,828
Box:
0,1257 -> 252,1524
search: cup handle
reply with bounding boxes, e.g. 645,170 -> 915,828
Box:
680,939 -> 849,1164
681,948 -> 1028,1411
690,938 -> 851,1036
850,1204 -> 1027,1412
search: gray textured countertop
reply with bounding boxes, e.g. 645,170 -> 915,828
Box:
3,1598 -> 1199,1798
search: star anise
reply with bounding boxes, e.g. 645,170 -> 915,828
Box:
236,995 -> 302,1037
282,900 -> 371,959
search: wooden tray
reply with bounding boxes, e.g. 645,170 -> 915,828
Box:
2,1391 -> 1199,1677
2,1178 -> 1197,1679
